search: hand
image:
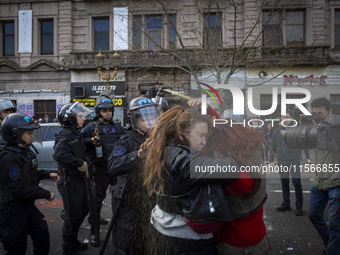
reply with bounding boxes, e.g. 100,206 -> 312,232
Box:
299,114 -> 305,125
90,137 -> 96,145
49,173 -> 60,182
187,98 -> 202,107
78,162 -> 88,172
49,192 -> 55,201
138,138 -> 154,159
280,130 -> 287,136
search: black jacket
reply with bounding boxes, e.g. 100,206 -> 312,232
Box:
108,129 -> 146,198
157,142 -> 240,215
0,145 -> 50,203
53,127 -> 84,178
0,135 -> 7,152
271,125 -> 301,164
82,120 -> 124,166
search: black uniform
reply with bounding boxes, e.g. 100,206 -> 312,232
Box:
108,129 -> 152,255
0,144 -> 51,254
82,120 -> 124,211
53,127 -> 89,252
0,136 -> 7,152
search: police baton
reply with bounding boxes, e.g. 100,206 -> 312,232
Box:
99,178 -> 129,255
68,139 -> 100,247
62,168 -> 73,233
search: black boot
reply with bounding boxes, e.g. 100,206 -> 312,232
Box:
295,205 -> 303,216
276,203 -> 291,212
90,225 -> 100,247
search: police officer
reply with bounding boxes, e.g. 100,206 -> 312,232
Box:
146,86 -> 169,114
0,113 -> 56,254
81,95 -> 124,245
108,96 -> 159,255
151,89 -> 169,114
53,102 -> 94,255
0,99 -> 17,151
0,99 -> 16,125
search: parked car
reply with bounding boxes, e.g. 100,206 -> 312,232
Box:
33,123 -> 62,171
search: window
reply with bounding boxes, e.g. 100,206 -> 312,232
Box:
3,21 -> 15,56
286,11 -> 304,46
262,10 -> 305,47
41,20 -> 53,55
335,10 -> 340,47
34,100 -> 56,120
330,94 -> 340,114
132,14 -> 176,50
203,13 -> 222,48
169,15 -> 176,49
262,11 -> 282,46
133,16 -> 142,49
94,18 -> 109,51
147,15 -> 163,50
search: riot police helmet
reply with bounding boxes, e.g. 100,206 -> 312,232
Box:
1,113 -> 39,145
0,99 -> 17,120
152,90 -> 169,113
58,102 -> 95,127
94,95 -> 115,120
127,96 -> 159,133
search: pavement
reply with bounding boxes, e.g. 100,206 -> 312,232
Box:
1,156 -> 327,255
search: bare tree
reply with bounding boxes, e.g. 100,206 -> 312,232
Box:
111,0 -> 328,110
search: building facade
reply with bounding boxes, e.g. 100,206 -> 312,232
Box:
1,0 -> 340,122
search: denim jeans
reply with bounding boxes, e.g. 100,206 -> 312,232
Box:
309,185 -> 340,255
278,161 -> 303,207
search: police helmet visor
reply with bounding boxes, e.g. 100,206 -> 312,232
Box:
68,102 -> 95,121
139,105 -> 159,129
131,105 -> 159,130
154,95 -> 169,110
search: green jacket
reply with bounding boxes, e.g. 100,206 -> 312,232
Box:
312,149 -> 340,191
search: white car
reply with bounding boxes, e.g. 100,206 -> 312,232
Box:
33,123 -> 62,171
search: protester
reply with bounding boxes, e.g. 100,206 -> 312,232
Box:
263,122 -> 274,162
53,102 -> 94,255
44,115 -> 52,123
307,97 -> 340,255
108,96 -> 159,255
0,113 -> 57,254
271,110 -> 303,216
207,124 -> 270,255
144,106 -> 240,254
302,149 -> 312,164
81,95 -> 124,246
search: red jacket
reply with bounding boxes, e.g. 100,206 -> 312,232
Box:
215,171 -> 266,247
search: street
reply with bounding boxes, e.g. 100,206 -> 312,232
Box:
1,168 -> 326,255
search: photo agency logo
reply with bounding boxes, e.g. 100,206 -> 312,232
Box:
199,83 -> 313,128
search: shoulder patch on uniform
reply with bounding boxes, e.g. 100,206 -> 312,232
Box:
113,145 -> 127,157
9,166 -> 20,181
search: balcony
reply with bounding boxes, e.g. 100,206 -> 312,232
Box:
66,46 -> 334,71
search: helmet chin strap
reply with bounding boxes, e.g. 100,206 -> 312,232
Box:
136,129 -> 148,137
18,139 -> 34,149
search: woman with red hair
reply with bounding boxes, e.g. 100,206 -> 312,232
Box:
207,123 -> 270,255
